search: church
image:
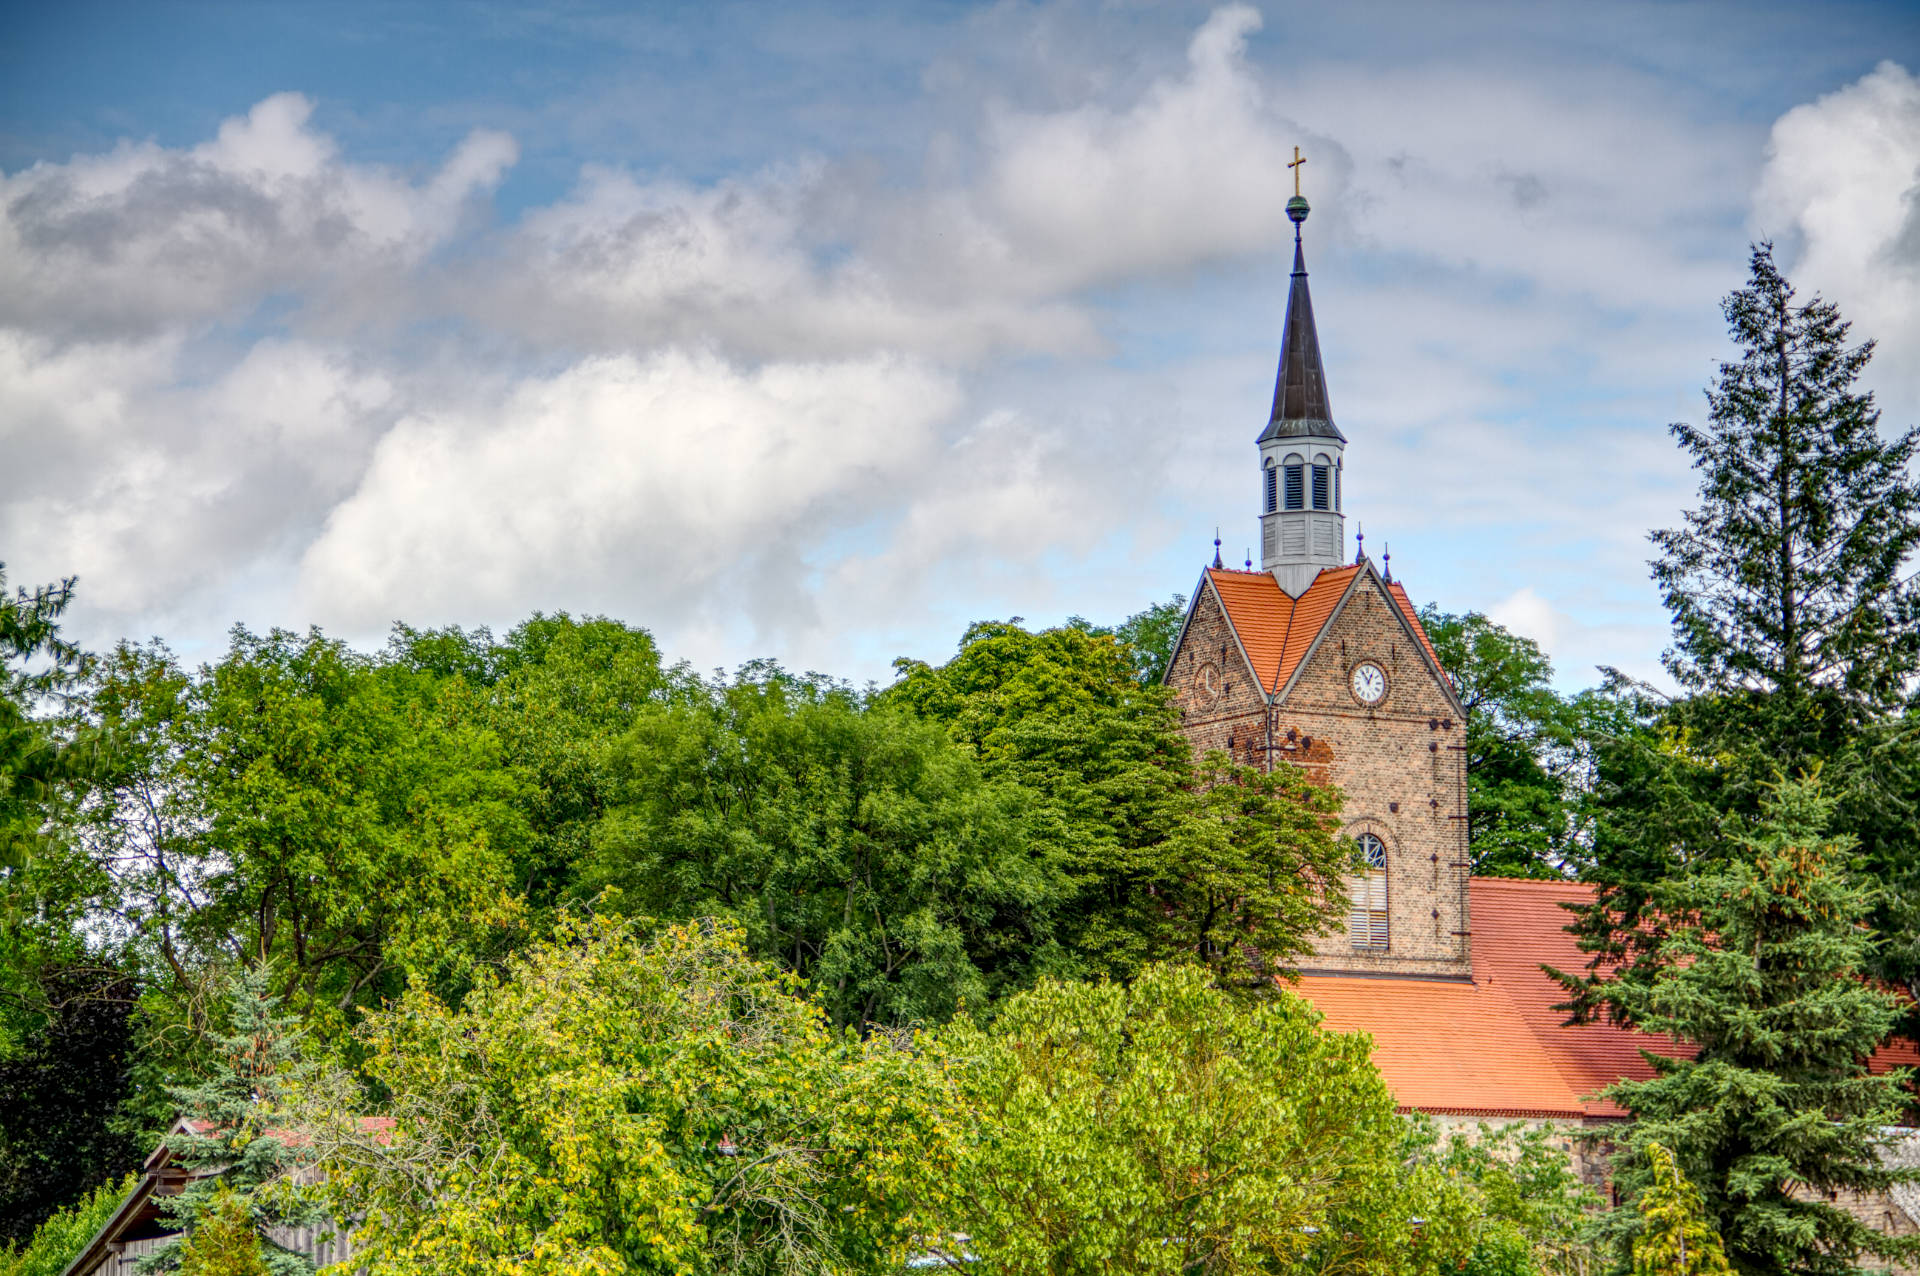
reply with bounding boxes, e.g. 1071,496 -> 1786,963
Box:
1158,178 -> 1920,1234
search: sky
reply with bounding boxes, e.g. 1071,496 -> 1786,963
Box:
3,0 -> 1918,690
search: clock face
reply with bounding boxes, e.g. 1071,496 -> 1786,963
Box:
1199,662 -> 1222,698
1350,662 -> 1387,704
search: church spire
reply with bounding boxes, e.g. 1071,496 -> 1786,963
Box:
1255,152 -> 1349,595
1259,189 -> 1344,444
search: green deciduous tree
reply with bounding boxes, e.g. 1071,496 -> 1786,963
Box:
139,967 -> 324,1276
1584,780 -> 1917,1276
299,915 -> 952,1276
886,621 -> 1348,985
1405,1119 -> 1601,1276
1076,595 -> 1188,685
1631,1144 -> 1732,1276
174,1190 -> 272,1276
580,665 -> 1066,1028
0,965 -> 141,1245
1419,608 -> 1585,878
0,1173 -> 138,1276
62,628 -> 526,1035
930,963 -> 1458,1276
387,613 -> 673,912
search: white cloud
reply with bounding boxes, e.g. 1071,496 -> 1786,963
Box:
1,15 -> 1907,688
0,330 -> 395,624
296,350 -> 965,638
1755,60 -> 1920,422
0,93 -> 516,339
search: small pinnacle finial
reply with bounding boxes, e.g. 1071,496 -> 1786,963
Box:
1355,524 -> 1364,564
1213,528 -> 1223,570
1383,543 -> 1392,582
1245,549 -> 1252,570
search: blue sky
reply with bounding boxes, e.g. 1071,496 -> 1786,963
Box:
3,0 -> 1917,688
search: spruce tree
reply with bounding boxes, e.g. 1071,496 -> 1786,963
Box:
137,967 -> 322,1276
1562,244 -> 1920,1037
1632,1143 -> 1732,1276
1651,241 -> 1920,736
1594,779 -> 1918,1276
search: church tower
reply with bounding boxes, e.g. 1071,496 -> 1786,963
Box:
1259,193 -> 1347,597
1162,163 -> 1471,980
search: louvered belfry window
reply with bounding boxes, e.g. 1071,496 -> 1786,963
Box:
1265,464 -> 1278,514
1284,465 -> 1304,510
1349,833 -> 1388,949
1312,464 -> 1330,510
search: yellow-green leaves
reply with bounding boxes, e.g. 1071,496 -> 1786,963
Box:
1630,1145 -> 1729,1276
302,915 -> 952,1276
931,964 -> 1432,1276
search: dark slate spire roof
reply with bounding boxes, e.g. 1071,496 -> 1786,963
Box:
1258,197 -> 1345,445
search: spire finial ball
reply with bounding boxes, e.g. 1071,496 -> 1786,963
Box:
1286,194 -> 1310,225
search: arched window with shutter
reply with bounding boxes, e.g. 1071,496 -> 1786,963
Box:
1283,454 -> 1305,510
1312,453 -> 1331,510
1264,458 -> 1278,514
1349,833 -> 1388,949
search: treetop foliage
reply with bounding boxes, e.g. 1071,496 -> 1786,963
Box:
1652,241 -> 1920,725
297,915 -> 953,1276
0,1173 -> 138,1276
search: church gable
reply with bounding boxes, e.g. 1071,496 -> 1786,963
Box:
1276,566 -> 1460,718
1165,574 -> 1271,765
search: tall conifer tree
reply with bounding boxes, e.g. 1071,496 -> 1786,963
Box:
1651,241 -> 1920,733
1592,780 -> 1917,1276
1563,244 -> 1920,1034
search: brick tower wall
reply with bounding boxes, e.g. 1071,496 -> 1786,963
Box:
1168,573 -> 1471,979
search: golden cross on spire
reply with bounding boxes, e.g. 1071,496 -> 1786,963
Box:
1288,145 -> 1307,197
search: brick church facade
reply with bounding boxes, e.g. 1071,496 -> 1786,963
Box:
1159,187 -> 1920,1238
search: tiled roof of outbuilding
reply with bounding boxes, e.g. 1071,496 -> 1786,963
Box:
1293,877 -> 1920,1119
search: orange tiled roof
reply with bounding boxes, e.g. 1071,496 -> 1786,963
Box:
1207,564 -> 1449,699
1386,580 -> 1450,690
1207,564 -> 1361,695
1294,877 -> 1920,1119
1294,877 -> 1676,1119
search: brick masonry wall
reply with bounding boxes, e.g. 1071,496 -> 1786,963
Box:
1168,571 -> 1471,978
1168,581 -> 1271,767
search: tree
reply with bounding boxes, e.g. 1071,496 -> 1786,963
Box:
387,613 -> 673,912
1403,1119 -> 1601,1276
0,565 -> 86,872
1073,595 -> 1188,685
62,628 -> 525,1037
1650,242 -> 1920,736
173,1190 -> 272,1276
0,965 -> 141,1245
930,963 -> 1461,1276
1567,245 -> 1920,1038
1631,1144 -> 1731,1276
580,664 -> 1068,1028
1420,608 -> 1583,878
298,915 -> 951,1276
884,620 -> 1349,985
0,1173 -> 138,1276
1583,780 -> 1918,1276
139,966 -> 324,1276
